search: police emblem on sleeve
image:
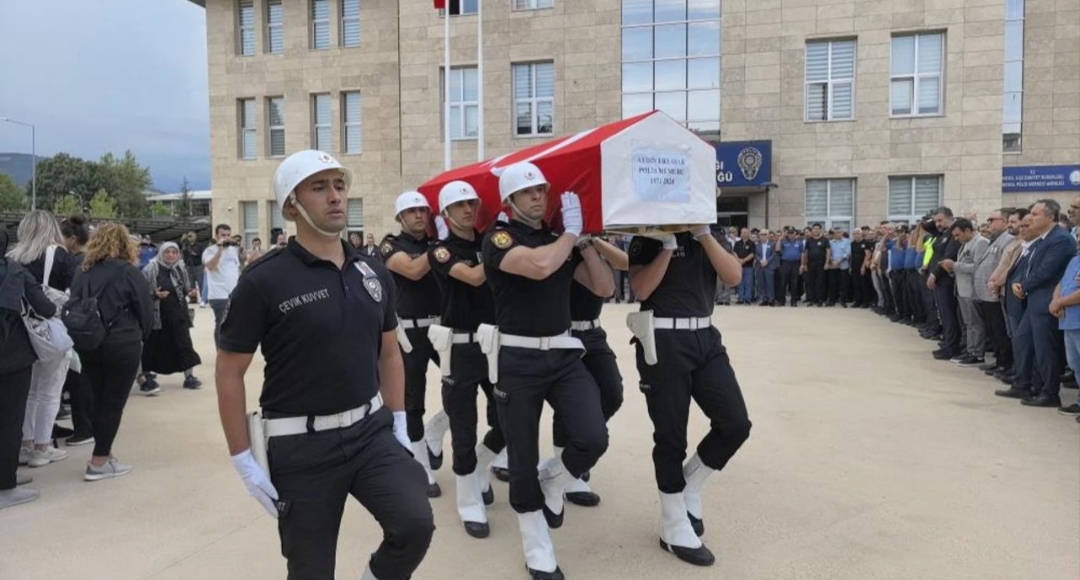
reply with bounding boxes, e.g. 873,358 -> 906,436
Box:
355,262 -> 383,303
434,246 -> 451,263
630,238 -> 642,256
380,242 -> 393,256
492,230 -> 513,249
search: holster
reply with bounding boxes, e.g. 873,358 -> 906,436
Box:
428,324 -> 454,377
626,311 -> 658,366
396,319 -> 414,354
476,324 -> 500,385
247,410 -> 270,474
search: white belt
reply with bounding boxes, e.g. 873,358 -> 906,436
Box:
452,332 -> 478,344
653,316 -> 712,330
263,394 -> 383,438
399,316 -> 441,329
500,331 -> 582,351
570,319 -> 601,332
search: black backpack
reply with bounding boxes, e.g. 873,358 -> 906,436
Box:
62,268 -> 127,352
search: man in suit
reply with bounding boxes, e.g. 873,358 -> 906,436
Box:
927,208 -> 962,360
756,230 -> 780,306
1012,200 -> 1075,407
992,210 -> 1033,389
973,209 -> 1015,375
940,218 -> 990,366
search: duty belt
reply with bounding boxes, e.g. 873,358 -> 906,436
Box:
653,316 -> 712,331
500,331 -> 582,351
263,394 -> 383,438
570,319 -> 602,332
399,316 -> 441,329
452,331 -> 478,344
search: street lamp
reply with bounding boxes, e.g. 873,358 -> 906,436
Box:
0,116 -> 36,210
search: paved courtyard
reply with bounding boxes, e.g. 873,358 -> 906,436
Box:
2,303 -> 1077,580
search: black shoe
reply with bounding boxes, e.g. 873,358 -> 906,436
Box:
183,376 -> 203,390
995,388 -> 1030,399
956,355 -> 985,367
659,538 -> 715,566
933,349 -> 957,360
492,466 -> 510,482
978,362 -> 1000,372
688,512 -> 704,537
526,565 -> 564,580
1057,404 -> 1080,416
790,303 -> 797,307
427,482 -> 442,498
759,301 -> 770,307
1021,394 -> 1061,408
543,504 -> 564,529
841,302 -> 848,308
53,425 -> 74,439
140,379 -> 161,396
428,447 -> 443,471
565,491 -> 601,507
66,434 -> 94,447
463,521 -> 490,539
482,485 -> 494,506
56,405 -> 72,420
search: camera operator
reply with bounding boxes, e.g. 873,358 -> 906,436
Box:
202,224 -> 241,348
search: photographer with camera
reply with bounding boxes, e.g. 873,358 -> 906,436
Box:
201,224 -> 241,348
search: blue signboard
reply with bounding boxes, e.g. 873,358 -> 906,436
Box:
1002,164 -> 1080,193
714,141 -> 772,188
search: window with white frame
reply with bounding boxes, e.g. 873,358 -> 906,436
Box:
341,0 -> 360,47
266,0 -> 283,54
621,0 -> 722,141
890,33 -> 944,116
267,97 -> 285,157
312,94 -> 332,152
805,39 -> 855,122
441,66 -> 479,140
347,198 -> 364,231
241,201 -> 259,248
805,179 -> 855,231
888,175 -> 942,224
441,0 -> 478,16
238,98 -> 257,159
513,62 -> 555,137
342,91 -> 362,153
1003,0 -> 1024,152
268,201 -> 284,233
514,0 -> 553,9
311,0 -> 330,50
237,0 -> 256,56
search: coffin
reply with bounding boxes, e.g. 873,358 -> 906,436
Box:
416,111 -> 717,234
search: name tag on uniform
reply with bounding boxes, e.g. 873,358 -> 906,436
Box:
355,262 -> 382,303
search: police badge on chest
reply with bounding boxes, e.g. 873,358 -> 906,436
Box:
355,262 -> 383,303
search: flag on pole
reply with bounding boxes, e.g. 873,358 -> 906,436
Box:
433,0 -> 446,8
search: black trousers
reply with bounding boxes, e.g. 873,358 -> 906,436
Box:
81,339 -> 142,458
935,278 -> 962,353
890,270 -> 909,318
494,347 -> 608,514
1030,311 -> 1065,397
210,299 -> 228,349
851,265 -> 865,305
778,261 -> 800,304
0,366 -> 32,490
267,407 -> 434,580
634,327 -> 751,493
64,369 -> 94,438
827,268 -> 850,304
906,270 -> 927,323
400,326 -> 440,443
805,263 -> 827,304
921,272 -> 939,330
978,300 -> 1012,369
552,328 -> 624,449
861,270 -> 877,306
442,341 -> 505,476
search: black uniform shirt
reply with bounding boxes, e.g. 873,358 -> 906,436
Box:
380,232 -> 442,319
428,230 -> 495,332
628,232 -> 716,318
804,236 -> 830,263
218,238 -> 397,416
482,219 -> 579,337
569,248 -> 604,321
733,239 -> 755,261
850,240 -> 867,270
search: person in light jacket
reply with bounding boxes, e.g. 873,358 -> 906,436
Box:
940,218 -> 989,366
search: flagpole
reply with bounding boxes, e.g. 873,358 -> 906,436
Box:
443,4 -> 452,171
476,0 -> 484,161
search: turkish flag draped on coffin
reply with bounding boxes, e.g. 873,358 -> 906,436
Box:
416,110 -> 717,235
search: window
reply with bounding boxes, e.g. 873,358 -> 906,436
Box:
238,98 -> 257,159
805,40 -> 855,121
267,97 -> 285,157
621,0 -> 722,141
237,0 -> 256,56
805,179 -> 855,231
888,176 -> 942,223
441,0 -> 478,16
890,33 -> 944,116
268,201 -> 284,233
1003,0 -> 1024,152
442,67 -> 479,140
347,198 -> 364,231
341,0 -> 360,47
514,0 -> 553,9
311,0 -> 330,50
266,0 -> 284,54
342,91 -> 362,153
311,94 -> 331,152
241,201 -> 259,248
513,62 -> 555,136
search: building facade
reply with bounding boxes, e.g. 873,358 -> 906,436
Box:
189,0 -> 1079,242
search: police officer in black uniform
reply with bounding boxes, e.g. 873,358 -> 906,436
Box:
380,191 -> 449,497
627,225 -> 752,568
426,181 -> 506,539
216,150 -> 434,580
801,223 -> 831,306
483,162 -> 610,580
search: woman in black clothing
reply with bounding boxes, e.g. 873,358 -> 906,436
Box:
0,230 -> 57,509
59,214 -> 95,446
71,223 -> 152,482
140,241 -> 202,389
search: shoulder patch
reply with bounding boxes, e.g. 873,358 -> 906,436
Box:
380,241 -> 394,256
630,238 -> 643,256
433,246 -> 451,263
492,230 -> 514,250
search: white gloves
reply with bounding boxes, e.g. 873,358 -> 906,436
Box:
392,411 -> 411,450
575,234 -> 593,248
434,216 -> 449,241
496,211 -> 509,223
560,192 -> 583,237
691,225 -> 712,239
660,234 -> 679,250
231,450 -> 279,518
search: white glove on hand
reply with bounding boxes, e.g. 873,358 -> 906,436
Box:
434,216 -> 449,241
691,225 -> 711,239
560,192 -> 583,237
496,211 -> 509,223
392,411 -> 411,450
575,234 -> 593,248
661,234 -> 679,250
231,450 -> 279,518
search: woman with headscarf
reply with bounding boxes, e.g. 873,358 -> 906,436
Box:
140,241 -> 202,390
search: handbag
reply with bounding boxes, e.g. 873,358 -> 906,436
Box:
22,301 -> 74,362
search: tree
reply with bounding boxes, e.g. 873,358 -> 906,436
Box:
0,173 -> 27,212
88,189 -> 117,219
177,176 -> 193,219
34,153 -> 96,210
52,194 -> 82,217
151,201 -> 172,217
95,150 -> 151,218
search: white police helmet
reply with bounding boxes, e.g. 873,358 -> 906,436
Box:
498,162 -> 548,203
438,181 -> 480,213
272,150 -> 351,221
394,191 -> 430,218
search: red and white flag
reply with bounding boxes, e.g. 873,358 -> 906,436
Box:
433,0 -> 446,8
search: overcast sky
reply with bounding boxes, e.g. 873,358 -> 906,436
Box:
0,1 -> 210,192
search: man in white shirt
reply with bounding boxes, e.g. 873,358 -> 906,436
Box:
202,223 -> 241,347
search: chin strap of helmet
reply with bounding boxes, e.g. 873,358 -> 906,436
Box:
443,211 -> 470,232
289,193 -> 339,238
507,199 -> 542,227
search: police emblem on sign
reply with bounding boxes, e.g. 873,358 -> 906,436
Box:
380,242 -> 393,256
492,230 -> 513,249
736,147 -> 763,181
434,247 -> 451,263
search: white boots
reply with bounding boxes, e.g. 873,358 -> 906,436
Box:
517,510 -> 564,580
455,471 -> 490,538
475,443 -> 497,504
537,456 -> 576,529
682,453 -> 714,536
411,441 -> 441,498
658,492 -> 715,566
423,410 -> 450,470
491,448 -> 510,481
553,446 -> 601,507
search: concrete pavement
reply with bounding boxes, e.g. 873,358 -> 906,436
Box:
1,303 -> 1077,580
